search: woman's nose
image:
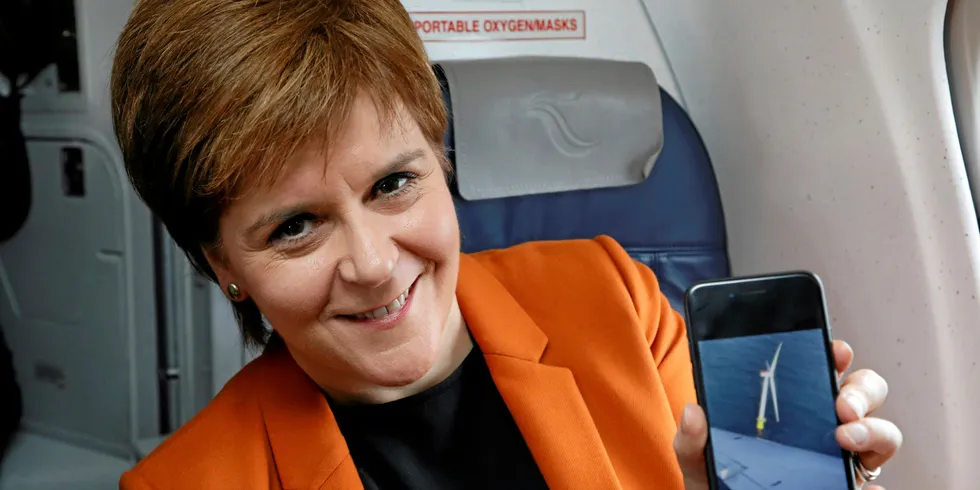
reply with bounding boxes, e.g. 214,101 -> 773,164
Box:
337,219 -> 398,287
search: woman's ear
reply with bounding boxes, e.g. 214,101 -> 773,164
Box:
203,246 -> 248,302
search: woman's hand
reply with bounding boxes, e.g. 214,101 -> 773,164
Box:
672,340 -> 903,489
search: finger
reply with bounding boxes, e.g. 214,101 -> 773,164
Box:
832,339 -> 853,377
836,369 -> 888,422
673,403 -> 709,487
864,486 -> 885,490
836,417 -> 903,470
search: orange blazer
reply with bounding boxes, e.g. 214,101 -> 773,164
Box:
120,235 -> 696,489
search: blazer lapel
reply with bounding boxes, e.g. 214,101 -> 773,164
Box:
457,254 -> 622,490
257,348 -> 363,490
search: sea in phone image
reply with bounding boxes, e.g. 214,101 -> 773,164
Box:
698,329 -> 852,490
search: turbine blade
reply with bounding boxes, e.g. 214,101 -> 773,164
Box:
770,342 -> 783,372
770,376 -> 780,422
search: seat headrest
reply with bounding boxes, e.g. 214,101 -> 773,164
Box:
437,57 -> 663,200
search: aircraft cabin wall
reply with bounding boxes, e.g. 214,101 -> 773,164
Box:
645,0 -> 980,488
2,0 -> 150,453
1,1 -> 220,486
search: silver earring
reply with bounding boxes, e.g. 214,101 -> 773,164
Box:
227,283 -> 241,301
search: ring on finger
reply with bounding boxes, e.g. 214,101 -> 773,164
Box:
855,458 -> 881,482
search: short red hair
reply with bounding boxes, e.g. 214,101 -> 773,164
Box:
111,0 -> 446,347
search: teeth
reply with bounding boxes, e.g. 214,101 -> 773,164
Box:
353,287 -> 410,320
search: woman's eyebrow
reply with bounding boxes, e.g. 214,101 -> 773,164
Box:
369,149 -> 426,182
244,204 -> 312,238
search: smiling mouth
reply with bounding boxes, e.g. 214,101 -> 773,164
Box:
348,281 -> 415,321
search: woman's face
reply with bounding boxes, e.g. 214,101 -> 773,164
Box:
207,93 -> 464,402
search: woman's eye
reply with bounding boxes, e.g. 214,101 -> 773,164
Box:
373,173 -> 414,196
271,215 -> 314,242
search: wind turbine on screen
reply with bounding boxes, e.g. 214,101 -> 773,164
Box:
755,342 -> 783,436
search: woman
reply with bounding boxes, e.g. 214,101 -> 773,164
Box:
110,1 -> 902,489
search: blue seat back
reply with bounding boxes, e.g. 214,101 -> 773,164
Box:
436,65 -> 730,311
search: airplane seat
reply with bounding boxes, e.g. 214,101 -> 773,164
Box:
434,59 -> 730,311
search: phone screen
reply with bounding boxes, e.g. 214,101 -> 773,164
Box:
684,273 -> 856,490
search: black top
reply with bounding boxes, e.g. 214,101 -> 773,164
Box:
328,345 -> 550,490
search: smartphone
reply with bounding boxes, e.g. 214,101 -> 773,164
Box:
683,271 -> 857,490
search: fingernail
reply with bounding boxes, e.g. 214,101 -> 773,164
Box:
844,393 -> 867,418
681,405 -> 694,433
844,424 -> 869,445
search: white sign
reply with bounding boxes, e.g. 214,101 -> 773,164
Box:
410,10 -> 586,42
